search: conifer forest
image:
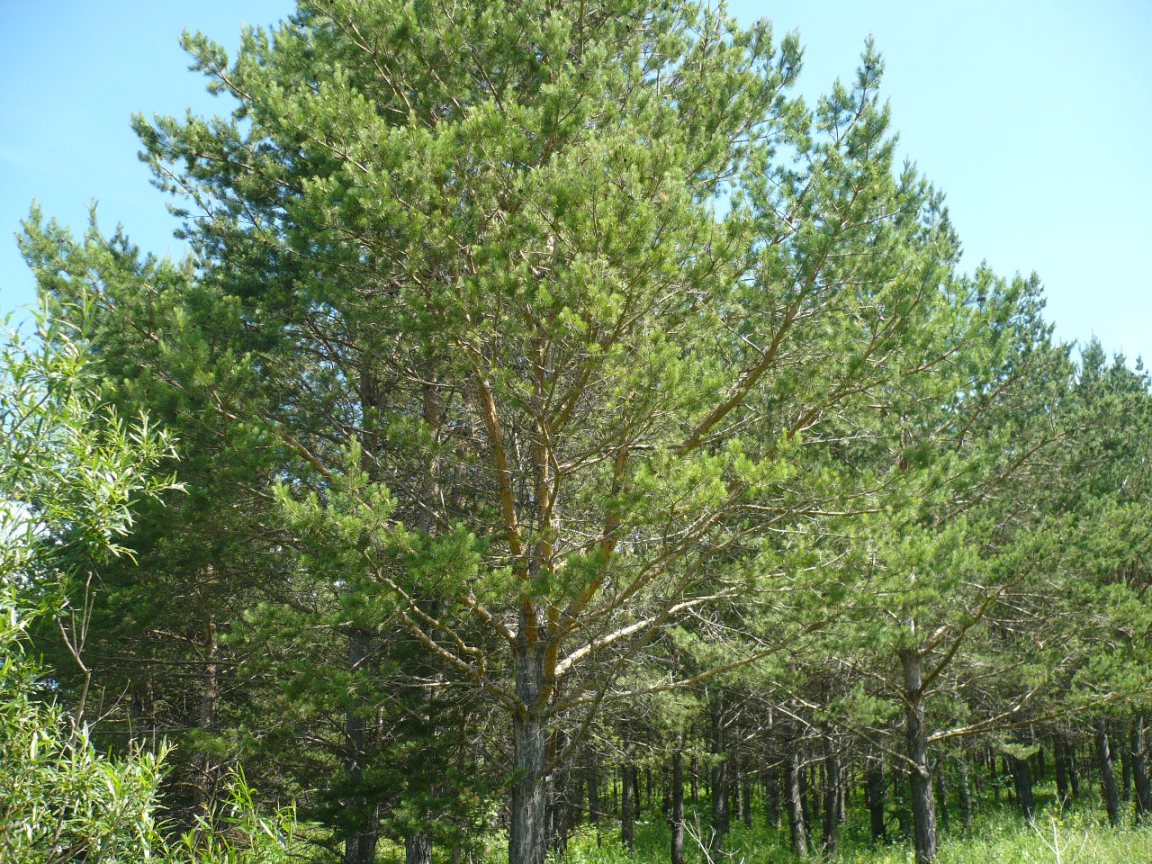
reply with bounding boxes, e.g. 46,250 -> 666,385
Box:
2,2 -> 1151,863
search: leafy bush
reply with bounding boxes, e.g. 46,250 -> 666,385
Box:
0,311 -> 303,863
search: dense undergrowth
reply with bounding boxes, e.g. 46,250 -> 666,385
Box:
399,790 -> 1152,864
556,810 -> 1152,864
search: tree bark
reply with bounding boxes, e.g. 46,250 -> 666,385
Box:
1120,720 -> 1133,802
1008,752 -> 1035,822
865,754 -> 887,842
550,732 -> 573,856
788,749 -> 809,859
1054,736 -> 1071,811
765,768 -> 782,831
193,615 -> 220,814
571,766 -> 584,827
900,648 -> 937,864
509,645 -> 550,864
1132,716 -> 1151,822
621,761 -> 635,852
587,748 -> 600,826
821,734 -> 839,854
709,695 -> 729,854
344,629 -> 380,864
670,750 -> 685,864
1067,741 -> 1080,799
1095,718 -> 1120,827
741,761 -> 754,828
956,757 -> 973,836
406,832 -> 432,864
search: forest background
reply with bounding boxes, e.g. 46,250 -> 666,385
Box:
1,3 -> 1152,864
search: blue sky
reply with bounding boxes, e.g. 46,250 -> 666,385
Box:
2,1 -> 1150,361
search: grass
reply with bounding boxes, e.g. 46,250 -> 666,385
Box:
559,798 -> 1152,864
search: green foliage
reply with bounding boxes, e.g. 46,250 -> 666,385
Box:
0,590 -> 167,863
10,2 -> 1152,863
0,306 -> 177,578
0,312 -> 302,863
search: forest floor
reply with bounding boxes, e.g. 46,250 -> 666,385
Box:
423,787 -> 1152,864
555,807 -> 1152,864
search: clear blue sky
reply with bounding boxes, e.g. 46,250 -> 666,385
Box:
2,1 -> 1150,361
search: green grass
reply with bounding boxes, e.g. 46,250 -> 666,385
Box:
560,804 -> 1152,864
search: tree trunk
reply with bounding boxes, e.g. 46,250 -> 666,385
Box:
901,648 -> 937,864
765,768 -> 781,831
1120,720 -> 1133,802
670,750 -> 685,864
587,748 -> 600,826
935,759 -> 949,832
1054,736 -> 1070,811
509,644 -> 550,864
865,754 -> 887,842
1009,752 -> 1035,821
806,763 -> 819,836
1132,716 -> 1151,821
741,762 -> 754,829
550,733 -> 573,856
621,761 -> 635,852
344,629 -> 380,864
193,616 -> 220,814
709,695 -> 729,854
788,749 -> 809,859
821,734 -> 839,854
1067,742 -> 1080,799
1095,718 -> 1120,827
957,758 -> 973,836
406,833 -> 432,864
571,766 -> 584,827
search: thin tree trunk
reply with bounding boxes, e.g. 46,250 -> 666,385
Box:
1095,718 -> 1120,827
741,760 -> 753,828
1132,716 -> 1151,822
806,762 -> 819,837
901,648 -> 937,864
587,748 -> 600,826
935,759 -> 949,832
788,748 -> 809,859
1054,736 -> 1071,811
344,629 -> 380,864
865,754 -> 887,842
193,616 -> 219,814
1120,719 -> 1133,802
1067,742 -> 1080,799
957,757 -> 973,836
670,749 -> 685,864
766,768 -> 782,831
621,761 -> 635,852
709,695 -> 729,854
571,766 -> 584,827
821,734 -> 839,854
